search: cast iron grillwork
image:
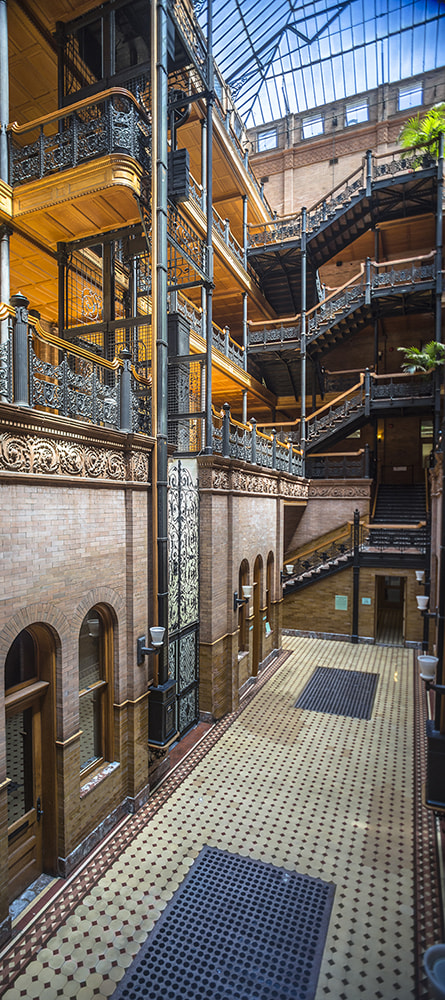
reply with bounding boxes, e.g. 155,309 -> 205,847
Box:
295,667 -> 379,720
112,846 -> 335,1000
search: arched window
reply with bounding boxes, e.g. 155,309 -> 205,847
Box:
266,552 -> 274,627
79,607 -> 113,775
238,559 -> 250,653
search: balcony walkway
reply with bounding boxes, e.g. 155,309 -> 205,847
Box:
0,636 -> 441,1000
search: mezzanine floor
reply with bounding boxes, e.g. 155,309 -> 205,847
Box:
0,636 -> 442,1000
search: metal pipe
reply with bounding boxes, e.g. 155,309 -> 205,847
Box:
0,0 -> 8,183
300,207 -> 307,452
204,0 -> 214,453
155,0 -> 169,686
242,195 -> 248,269
0,1 -> 9,347
242,291 -> 247,371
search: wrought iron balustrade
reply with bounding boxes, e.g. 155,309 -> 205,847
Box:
248,320 -> 301,348
306,450 -> 370,479
9,90 -> 151,186
167,204 -> 209,285
248,145 -> 438,251
171,292 -> 244,367
371,375 -> 434,401
284,524 -> 356,585
305,382 -> 365,444
213,404 -> 304,476
172,0 -> 208,80
2,301 -> 153,436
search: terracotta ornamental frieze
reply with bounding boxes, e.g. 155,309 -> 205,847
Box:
199,461 -> 309,498
0,431 -> 150,483
309,482 -> 371,498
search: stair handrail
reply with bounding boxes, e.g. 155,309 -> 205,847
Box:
285,521 -> 353,565
247,143 -> 438,246
7,86 -> 152,135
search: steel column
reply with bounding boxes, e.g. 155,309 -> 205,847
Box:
300,207 -> 307,453
242,291 -> 247,371
0,1 -> 9,347
352,509 -> 360,644
204,0 -> 214,453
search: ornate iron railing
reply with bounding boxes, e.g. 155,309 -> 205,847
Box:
172,0 -> 208,80
305,380 -> 365,444
8,89 -> 151,186
248,145 -> 437,249
283,522 -> 357,586
167,203 -> 209,285
0,332 -> 12,402
247,254 -> 436,351
213,404 -> 304,475
306,449 -> 370,479
172,292 -> 244,368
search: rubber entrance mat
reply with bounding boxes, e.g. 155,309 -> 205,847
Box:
295,666 -> 379,720
112,846 -> 335,1000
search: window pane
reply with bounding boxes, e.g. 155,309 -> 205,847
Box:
345,102 -> 368,126
5,631 -> 36,692
302,115 -> 324,139
399,86 -> 423,111
79,688 -> 102,771
6,708 -> 33,826
115,2 -> 150,73
79,616 -> 102,691
257,129 -> 277,152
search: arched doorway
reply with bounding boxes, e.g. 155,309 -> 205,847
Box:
252,555 -> 263,676
5,625 -> 56,900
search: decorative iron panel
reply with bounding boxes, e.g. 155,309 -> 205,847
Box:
168,460 -> 200,735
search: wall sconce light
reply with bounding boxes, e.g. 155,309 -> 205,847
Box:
234,585 -> 253,611
418,654 -> 439,681
416,570 -> 425,583
87,618 -> 100,638
137,626 -> 166,664
416,595 -> 429,610
280,564 -> 294,584
416,595 -> 439,621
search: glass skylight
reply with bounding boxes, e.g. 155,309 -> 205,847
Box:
197,0 -> 445,127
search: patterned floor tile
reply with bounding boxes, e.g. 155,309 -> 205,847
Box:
0,640 -> 442,999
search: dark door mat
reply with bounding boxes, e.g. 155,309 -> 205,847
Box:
112,846 -> 335,1000
295,666 -> 379,719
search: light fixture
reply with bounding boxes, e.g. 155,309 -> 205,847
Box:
87,617 -> 100,638
280,564 -> 294,585
416,570 -> 425,583
418,654 -> 439,681
416,595 -> 429,610
234,585 -> 252,611
137,626 -> 166,664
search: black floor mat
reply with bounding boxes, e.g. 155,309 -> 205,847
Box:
112,846 -> 335,1000
295,666 -> 379,719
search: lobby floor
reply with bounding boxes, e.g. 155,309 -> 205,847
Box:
0,636 -> 443,1000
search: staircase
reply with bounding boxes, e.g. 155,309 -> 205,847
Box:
368,484 -> 427,549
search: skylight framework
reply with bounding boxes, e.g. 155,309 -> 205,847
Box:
197,0 -> 445,127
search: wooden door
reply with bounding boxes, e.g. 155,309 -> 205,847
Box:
6,697 -> 44,900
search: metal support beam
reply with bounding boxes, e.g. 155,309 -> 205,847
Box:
300,207 -> 307,452
352,509 -> 360,644
204,0 -> 214,453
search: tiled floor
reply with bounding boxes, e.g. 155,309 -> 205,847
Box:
0,636 -> 442,999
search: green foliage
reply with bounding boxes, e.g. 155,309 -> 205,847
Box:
398,103 -> 445,163
398,341 -> 445,374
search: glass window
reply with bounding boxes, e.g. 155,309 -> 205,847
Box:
345,101 -> 368,126
79,610 -> 111,774
114,2 -> 150,73
399,85 -> 423,111
5,631 -> 37,692
302,115 -> 324,139
257,129 -> 277,152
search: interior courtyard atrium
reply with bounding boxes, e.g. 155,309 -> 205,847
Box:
1,0 -> 445,997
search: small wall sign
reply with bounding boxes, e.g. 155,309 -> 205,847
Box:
362,597 -> 371,605
335,595 -> 348,611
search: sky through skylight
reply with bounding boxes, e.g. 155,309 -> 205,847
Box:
197,0 -> 445,126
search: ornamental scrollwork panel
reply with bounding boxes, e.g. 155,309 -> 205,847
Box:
0,431 -> 141,482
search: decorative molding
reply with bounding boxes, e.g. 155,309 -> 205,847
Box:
198,457 -> 309,499
0,431 -> 150,483
308,482 -> 371,499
